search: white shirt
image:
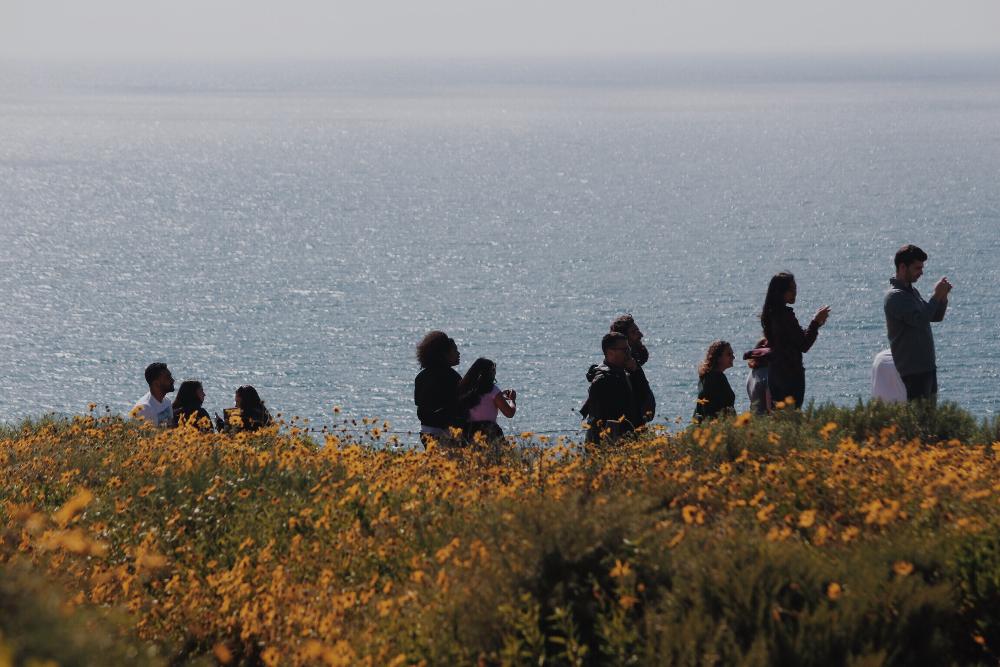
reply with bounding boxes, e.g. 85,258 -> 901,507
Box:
133,392 -> 173,427
871,350 -> 906,403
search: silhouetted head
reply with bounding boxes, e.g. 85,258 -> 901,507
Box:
144,362 -> 174,395
235,385 -> 270,430
761,272 -> 796,339
416,330 -> 460,368
699,340 -> 734,377
894,244 -> 927,284
458,357 -> 498,410
610,314 -> 643,345
172,380 -> 205,412
601,331 -> 630,369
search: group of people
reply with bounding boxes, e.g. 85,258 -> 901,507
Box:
131,245 -> 951,445
412,331 -> 518,446
414,243 -> 953,445
132,362 -> 273,432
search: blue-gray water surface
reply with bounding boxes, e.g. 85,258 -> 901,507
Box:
1,56 -> 998,439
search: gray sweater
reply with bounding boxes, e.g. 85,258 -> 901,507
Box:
883,278 -> 947,377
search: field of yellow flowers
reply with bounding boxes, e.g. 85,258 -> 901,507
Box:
2,401 -> 1000,666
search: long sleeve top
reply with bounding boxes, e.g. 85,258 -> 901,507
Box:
884,278 -> 947,376
414,366 -> 463,429
694,370 -> 736,422
764,306 -> 819,378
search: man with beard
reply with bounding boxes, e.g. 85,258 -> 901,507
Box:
132,362 -> 176,427
582,332 -> 654,443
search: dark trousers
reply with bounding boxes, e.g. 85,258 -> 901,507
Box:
901,370 -> 938,402
768,368 -> 805,409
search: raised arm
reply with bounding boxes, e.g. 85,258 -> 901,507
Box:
929,277 -> 951,322
776,308 -> 823,354
494,389 -> 517,418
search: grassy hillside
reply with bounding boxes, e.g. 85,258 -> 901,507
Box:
2,402 -> 1000,665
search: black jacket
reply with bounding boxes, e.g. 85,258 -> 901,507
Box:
764,306 -> 819,381
172,406 -> 214,432
582,363 -> 652,441
414,366 -> 464,429
693,370 -> 736,423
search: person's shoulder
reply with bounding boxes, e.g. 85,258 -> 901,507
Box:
703,369 -> 725,383
133,392 -> 152,408
589,364 -> 614,383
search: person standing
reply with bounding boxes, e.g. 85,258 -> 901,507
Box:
414,331 -> 464,446
760,272 -> 831,408
582,332 -> 650,443
884,244 -> 951,402
609,314 -> 655,422
132,362 -> 175,427
694,340 -> 736,422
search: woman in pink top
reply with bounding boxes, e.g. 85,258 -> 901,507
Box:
458,357 -> 517,444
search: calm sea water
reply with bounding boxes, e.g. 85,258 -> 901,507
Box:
1,56 -> 999,438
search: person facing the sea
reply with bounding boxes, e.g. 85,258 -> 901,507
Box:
744,338 -> 772,415
458,357 -> 517,443
609,314 -> 655,423
760,272 -> 831,408
582,332 -> 651,443
217,385 -> 272,432
132,362 -> 175,427
172,380 -> 214,431
694,340 -> 736,422
884,244 -> 952,402
871,349 -> 907,404
414,331 -> 464,447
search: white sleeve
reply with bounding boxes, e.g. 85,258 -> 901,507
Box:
132,401 -> 155,423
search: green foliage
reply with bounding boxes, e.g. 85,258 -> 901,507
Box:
0,561 -> 167,666
4,402 -> 1000,665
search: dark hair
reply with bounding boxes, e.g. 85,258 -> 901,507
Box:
144,362 -> 169,386
601,331 -> 628,353
699,340 -> 732,377
416,331 -> 456,368
760,272 -> 796,340
172,380 -> 204,412
457,358 -> 497,412
894,244 -> 928,269
610,314 -> 636,336
235,385 -> 271,431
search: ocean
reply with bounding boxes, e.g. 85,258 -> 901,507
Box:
1,55 -> 998,439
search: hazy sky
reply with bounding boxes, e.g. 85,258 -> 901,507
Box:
2,0 -> 999,60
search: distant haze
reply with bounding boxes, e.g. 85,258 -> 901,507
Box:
3,0 -> 1000,61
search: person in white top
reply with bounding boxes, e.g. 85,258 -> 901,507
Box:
457,357 -> 517,443
132,362 -> 176,427
871,349 -> 907,404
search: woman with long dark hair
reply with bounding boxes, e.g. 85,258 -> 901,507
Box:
458,357 -> 516,443
171,380 -> 214,431
414,331 -> 464,447
760,272 -> 830,408
693,340 -> 736,422
217,385 -> 272,432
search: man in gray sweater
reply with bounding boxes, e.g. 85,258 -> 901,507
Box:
883,244 -> 952,402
